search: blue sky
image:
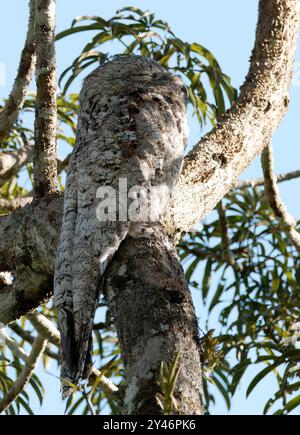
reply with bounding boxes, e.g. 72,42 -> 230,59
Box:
1,0 -> 300,415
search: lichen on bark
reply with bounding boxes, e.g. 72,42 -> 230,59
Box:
105,227 -> 203,415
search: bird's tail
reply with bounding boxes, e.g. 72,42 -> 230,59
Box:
60,296 -> 99,397
58,220 -> 130,396
60,322 -> 94,398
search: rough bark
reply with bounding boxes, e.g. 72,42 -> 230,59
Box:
0,0 -> 36,139
105,227 -> 203,414
33,0 -> 58,196
0,196 -> 62,324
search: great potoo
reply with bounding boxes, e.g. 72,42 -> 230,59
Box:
54,55 -> 188,395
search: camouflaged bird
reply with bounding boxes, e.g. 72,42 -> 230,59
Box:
54,56 -> 188,396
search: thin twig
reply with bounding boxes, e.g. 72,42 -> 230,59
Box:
0,334 -> 47,414
33,0 -> 58,196
261,143 -> 300,250
0,0 -> 36,139
57,153 -> 71,174
0,329 -> 29,362
237,169 -> 300,189
8,323 -> 58,360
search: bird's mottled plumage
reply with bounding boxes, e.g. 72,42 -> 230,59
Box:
54,56 -> 188,395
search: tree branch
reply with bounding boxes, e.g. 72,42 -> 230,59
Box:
1,313 -> 116,410
0,334 -> 46,414
27,312 -> 60,346
166,0 -> 300,236
0,328 -> 29,362
0,149 -> 71,189
9,323 -> 59,360
0,197 -> 62,324
0,0 -> 36,139
237,169 -> 300,189
0,144 -> 34,187
0,196 -> 33,211
261,142 -> 300,250
33,0 -> 58,197
0,196 -> 62,273
105,229 -> 203,414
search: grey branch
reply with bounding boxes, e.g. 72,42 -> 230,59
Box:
9,323 -> 59,360
0,328 -> 29,362
261,143 -> 300,250
166,0 -> 300,236
0,196 -> 62,324
33,0 -> 58,197
0,143 -> 34,187
0,334 -> 47,414
0,0 -> 36,139
237,169 -> 300,189
0,150 -> 71,189
27,312 -> 60,346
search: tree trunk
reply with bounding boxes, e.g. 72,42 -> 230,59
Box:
105,226 -> 203,415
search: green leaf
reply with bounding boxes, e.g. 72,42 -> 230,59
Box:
209,283 -> 225,312
210,374 -> 231,410
274,395 -> 300,415
185,257 -> 200,283
71,16 -> 108,28
246,361 -> 283,398
202,259 -> 212,303
56,24 -> 105,41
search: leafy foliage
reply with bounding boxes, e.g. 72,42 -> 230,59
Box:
180,186 -> 300,414
156,352 -> 180,415
56,7 -> 237,126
